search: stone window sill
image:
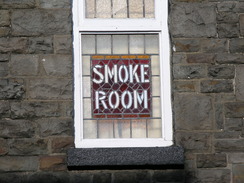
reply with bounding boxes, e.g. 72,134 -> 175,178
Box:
67,146 -> 184,169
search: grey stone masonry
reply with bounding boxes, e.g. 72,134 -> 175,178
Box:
0,0 -> 243,182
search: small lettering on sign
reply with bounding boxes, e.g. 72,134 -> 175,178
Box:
91,55 -> 151,118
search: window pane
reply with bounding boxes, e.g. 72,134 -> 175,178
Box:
96,0 -> 112,18
85,0 -> 155,19
145,0 -> 155,18
112,0 -> 127,18
113,35 -> 128,54
97,35 -> 112,54
129,35 -> 144,54
128,0 -> 143,18
81,33 -> 161,139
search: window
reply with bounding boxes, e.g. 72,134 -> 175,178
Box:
73,0 -> 172,148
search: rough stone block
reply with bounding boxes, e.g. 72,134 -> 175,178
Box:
0,27 -> 10,37
216,53 -> 244,64
40,156 -> 66,171
186,53 -> 215,63
217,2 -> 237,12
0,79 -> 25,99
0,101 -> 10,119
0,173 -> 27,183
230,38 -> 244,53
0,0 -> 36,9
28,37 -> 53,54
41,54 -> 72,76
200,80 -> 233,93
196,154 -> 227,168
235,2 -> 244,13
240,14 -> 244,36
225,118 -> 243,131
38,0 -> 71,9
197,169 -> 230,183
51,136 -> 74,153
54,35 -> 72,54
27,172 -> 69,183
0,63 -> 8,77
172,53 -> 186,64
113,171 -> 145,183
170,3 -> 216,37
0,119 -> 35,138
8,138 -> 48,155
69,172 -> 92,183
37,118 -> 73,137
12,9 -> 71,36
29,78 -> 72,100
225,102 -> 244,118
217,12 -> 239,23
10,54 -> 39,76
0,156 -> 38,172
173,81 -> 198,92
201,39 -> 228,53
228,153 -> 244,163
0,138 -> 8,155
0,10 -> 10,26
175,132 -> 211,152
93,173 -> 112,183
208,65 -> 235,79
0,37 -> 28,53
0,54 -> 9,62
173,38 -> 200,52
217,23 -> 239,38
152,170 -> 185,182
215,103 -> 224,129
236,65 -> 244,101
215,139 -> 244,152
215,131 -> 241,139
173,65 -> 206,79
174,94 -> 213,130
233,164 -> 244,183
10,101 -> 61,119
60,101 -> 73,117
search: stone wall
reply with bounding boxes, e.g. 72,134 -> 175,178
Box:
0,0 -> 243,182
171,0 -> 244,182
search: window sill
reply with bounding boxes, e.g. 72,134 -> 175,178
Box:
67,146 -> 184,169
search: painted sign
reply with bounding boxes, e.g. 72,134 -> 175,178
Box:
91,55 -> 151,118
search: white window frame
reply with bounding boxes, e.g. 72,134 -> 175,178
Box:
73,0 -> 173,148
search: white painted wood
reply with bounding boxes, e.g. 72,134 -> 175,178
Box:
73,0 -> 173,148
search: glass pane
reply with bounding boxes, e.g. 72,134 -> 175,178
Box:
83,77 -> 91,97
84,120 -> 97,139
113,35 -> 128,54
114,120 -> 131,138
128,0 -> 143,18
145,35 -> 159,54
83,98 -> 92,118
148,119 -> 161,138
152,76 -> 160,97
85,0 -> 95,18
129,35 -> 144,54
98,120 -> 114,138
151,55 -> 160,76
145,0 -> 155,18
82,56 -> 91,76
96,0 -> 112,18
82,35 -> 95,54
97,35 -> 112,54
132,119 -> 147,138
112,0 -> 127,18
85,0 -> 155,19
